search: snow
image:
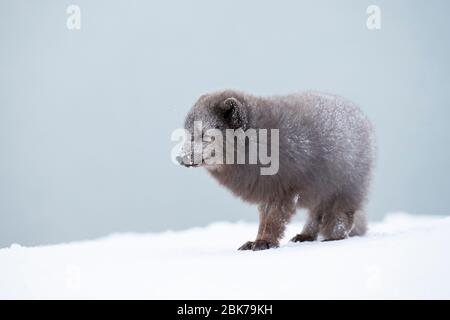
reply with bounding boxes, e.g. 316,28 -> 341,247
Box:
1,213 -> 449,299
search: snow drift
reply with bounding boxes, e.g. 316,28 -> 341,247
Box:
0,213 -> 449,299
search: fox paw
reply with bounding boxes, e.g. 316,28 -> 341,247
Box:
238,240 -> 278,251
252,240 -> 278,251
291,234 -> 316,243
238,241 -> 254,250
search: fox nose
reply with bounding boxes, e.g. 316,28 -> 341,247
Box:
176,156 -> 187,166
176,155 -> 199,167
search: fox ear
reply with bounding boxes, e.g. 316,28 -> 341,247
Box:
222,97 -> 248,130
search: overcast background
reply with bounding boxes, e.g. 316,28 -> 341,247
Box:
1,0 -> 449,247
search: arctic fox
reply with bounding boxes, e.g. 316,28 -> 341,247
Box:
178,90 -> 375,251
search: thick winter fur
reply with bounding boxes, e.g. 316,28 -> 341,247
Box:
180,90 -> 375,250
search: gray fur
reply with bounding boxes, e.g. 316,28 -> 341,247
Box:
180,89 -> 375,250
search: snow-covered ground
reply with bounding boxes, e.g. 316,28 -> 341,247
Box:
0,213 -> 449,299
